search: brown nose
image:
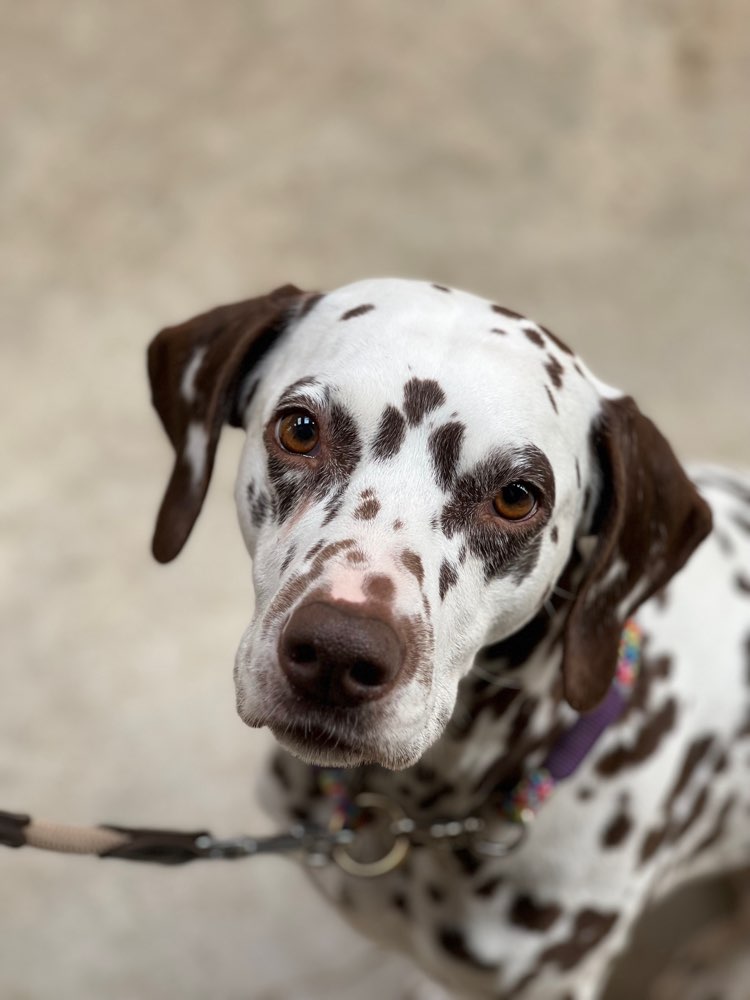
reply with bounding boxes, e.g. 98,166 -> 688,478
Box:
279,602 -> 403,706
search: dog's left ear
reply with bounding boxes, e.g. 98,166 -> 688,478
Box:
147,284 -> 310,564
562,396 -> 712,711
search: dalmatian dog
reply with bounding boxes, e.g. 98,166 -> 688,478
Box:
148,279 -> 750,1000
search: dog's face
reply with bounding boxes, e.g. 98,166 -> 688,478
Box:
148,279 -> 711,770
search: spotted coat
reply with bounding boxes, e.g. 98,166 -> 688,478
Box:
148,279 -> 750,1000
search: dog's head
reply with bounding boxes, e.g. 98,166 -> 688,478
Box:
149,279 -> 711,769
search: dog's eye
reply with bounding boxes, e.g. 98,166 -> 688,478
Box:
493,482 -> 537,521
277,412 -> 320,455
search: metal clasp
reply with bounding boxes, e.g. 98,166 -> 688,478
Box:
329,793 -> 412,877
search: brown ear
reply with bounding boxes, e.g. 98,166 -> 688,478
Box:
562,396 -> 712,711
147,284 -> 310,563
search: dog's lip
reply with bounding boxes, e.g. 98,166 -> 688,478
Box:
269,717 -> 362,755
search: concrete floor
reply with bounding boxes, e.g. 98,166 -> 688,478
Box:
1,2 -> 748,997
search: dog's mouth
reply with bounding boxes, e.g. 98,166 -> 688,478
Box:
268,718 -> 373,767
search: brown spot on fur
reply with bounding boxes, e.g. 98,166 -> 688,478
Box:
365,574 -> 395,603
689,796 -> 736,858
432,283 -> 450,293
280,544 -> 296,574
736,572 -> 750,594
545,385 -> 558,413
306,540 -> 325,561
551,526 -> 559,543
476,875 -> 503,897
596,698 -> 678,777
345,549 -> 367,565
524,328 -> 545,348
545,354 -> 564,389
438,927 -> 496,969
575,458 -> 581,487
539,324 -> 574,356
401,550 -> 425,587
510,895 -> 562,932
439,559 -> 458,600
372,405 -> 406,460
429,421 -> 465,491
403,378 -> 446,427
574,361 -> 584,376
340,304 -> 374,321
540,909 -> 618,970
354,495 -> 381,521
492,304 -> 524,320
491,327 -> 507,335
602,806 -> 632,848
392,519 -> 404,531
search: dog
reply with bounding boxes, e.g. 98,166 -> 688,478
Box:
147,279 -> 750,999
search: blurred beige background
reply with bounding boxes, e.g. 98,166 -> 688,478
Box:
1,2 -> 748,998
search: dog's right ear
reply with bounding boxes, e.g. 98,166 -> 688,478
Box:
147,284 -> 313,564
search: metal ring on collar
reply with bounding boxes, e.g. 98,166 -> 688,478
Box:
330,792 -> 411,877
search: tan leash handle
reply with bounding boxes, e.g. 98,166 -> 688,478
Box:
0,809 -> 210,864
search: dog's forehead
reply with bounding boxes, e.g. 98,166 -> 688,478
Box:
257,279 -> 610,463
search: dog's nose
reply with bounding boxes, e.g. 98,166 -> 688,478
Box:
279,602 -> 403,706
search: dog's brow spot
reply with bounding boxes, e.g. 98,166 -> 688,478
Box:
372,405 -> 407,460
392,519 -> 404,531
524,328 -> 545,349
432,283 -> 451,293
345,549 -> 367,565
545,385 -> 559,414
340,304 -> 375,321
551,526 -> 559,544
403,378 -> 446,427
439,559 -> 459,600
429,421 -> 465,492
365,574 -> 395,603
354,494 -> 381,521
491,304 -> 524,320
401,550 -> 425,586
545,354 -> 565,389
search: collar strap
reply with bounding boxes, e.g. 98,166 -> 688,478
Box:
502,618 -> 642,823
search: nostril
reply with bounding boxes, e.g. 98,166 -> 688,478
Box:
289,642 -> 317,665
349,659 -> 386,688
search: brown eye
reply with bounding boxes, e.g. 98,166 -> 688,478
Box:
493,482 -> 536,521
277,412 -> 320,455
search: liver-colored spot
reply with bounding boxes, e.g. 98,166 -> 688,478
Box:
340,304 -> 374,321
524,328 -> 545,348
403,377 -> 446,426
439,559 -> 458,600
596,698 -> 678,777
401,550 -> 424,587
354,495 -> 381,521
509,894 -> 562,932
372,405 -> 406,460
365,574 -> 395,603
